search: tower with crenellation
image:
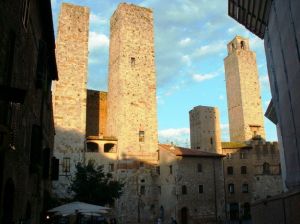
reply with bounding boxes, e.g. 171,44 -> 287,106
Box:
224,36 -> 265,142
106,3 -> 158,164
52,3 -> 89,196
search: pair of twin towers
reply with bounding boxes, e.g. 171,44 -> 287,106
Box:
52,2 -> 265,192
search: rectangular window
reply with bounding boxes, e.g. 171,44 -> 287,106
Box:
62,157 -> 71,173
242,184 -> 249,193
131,57 -> 135,67
240,151 -> 247,159
227,166 -> 233,175
140,185 -> 145,195
169,165 -> 173,175
210,137 -> 213,145
156,166 -> 160,175
228,184 -> 234,194
182,185 -> 187,195
197,164 -> 202,172
139,130 -> 145,142
241,166 -> 247,174
199,185 -> 203,193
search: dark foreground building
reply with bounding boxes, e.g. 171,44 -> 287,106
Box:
0,0 -> 58,223
228,0 -> 300,223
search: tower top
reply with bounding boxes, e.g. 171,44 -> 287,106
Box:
227,36 -> 251,54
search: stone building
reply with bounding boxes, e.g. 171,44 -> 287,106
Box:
86,90 -> 107,137
0,0 -> 58,223
105,4 -> 160,223
222,141 -> 282,220
224,36 -> 265,142
189,106 -> 222,154
228,1 -> 300,222
52,3 -> 89,197
159,144 -> 225,224
106,3 -> 158,164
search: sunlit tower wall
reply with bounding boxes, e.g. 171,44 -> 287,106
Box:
106,3 -> 158,164
189,106 -> 222,154
224,36 -> 265,142
52,3 -> 89,196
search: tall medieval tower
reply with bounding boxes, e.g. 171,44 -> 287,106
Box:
106,3 -> 158,164
189,106 -> 222,154
224,36 -> 265,142
52,3 -> 89,196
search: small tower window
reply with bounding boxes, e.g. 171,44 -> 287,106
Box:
197,164 -> 202,172
169,165 -> 173,174
199,185 -> 203,193
182,185 -> 187,195
139,131 -> 145,142
131,57 -> 135,67
140,185 -> 145,195
241,41 -> 245,49
263,162 -> 270,174
210,137 -> 213,145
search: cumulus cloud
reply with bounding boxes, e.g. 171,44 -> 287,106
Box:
192,73 -> 218,82
220,123 -> 230,141
259,74 -> 270,91
158,128 -> 190,147
159,128 -> 190,138
181,55 -> 191,66
89,31 -> 109,51
90,13 -> 108,25
192,41 -> 226,58
179,37 -> 191,46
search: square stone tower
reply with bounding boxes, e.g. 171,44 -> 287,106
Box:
52,3 -> 89,196
189,106 -> 222,154
106,3 -> 158,164
224,36 -> 265,142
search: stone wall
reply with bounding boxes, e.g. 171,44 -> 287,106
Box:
106,3 -> 158,163
224,36 -> 265,142
52,3 -> 89,197
159,145 -> 226,224
86,90 -> 107,137
251,190 -> 300,224
222,141 -> 283,220
189,106 -> 222,154
0,0 -> 57,223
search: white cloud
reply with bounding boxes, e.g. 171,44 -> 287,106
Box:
159,128 -> 190,138
179,37 -> 191,46
192,73 -> 218,82
90,13 -> 108,25
89,31 -> 109,51
159,128 -> 190,147
192,41 -> 226,58
259,74 -> 270,90
181,55 -> 191,66
220,123 -> 230,141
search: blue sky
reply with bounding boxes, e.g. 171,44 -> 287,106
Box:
51,0 -> 277,146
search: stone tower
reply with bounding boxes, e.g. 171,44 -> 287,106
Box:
224,36 -> 265,142
52,3 -> 89,196
189,106 -> 222,154
106,3 -> 158,164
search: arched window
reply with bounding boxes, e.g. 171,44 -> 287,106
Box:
86,142 -> 98,152
104,143 -> 116,153
263,162 -> 270,174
